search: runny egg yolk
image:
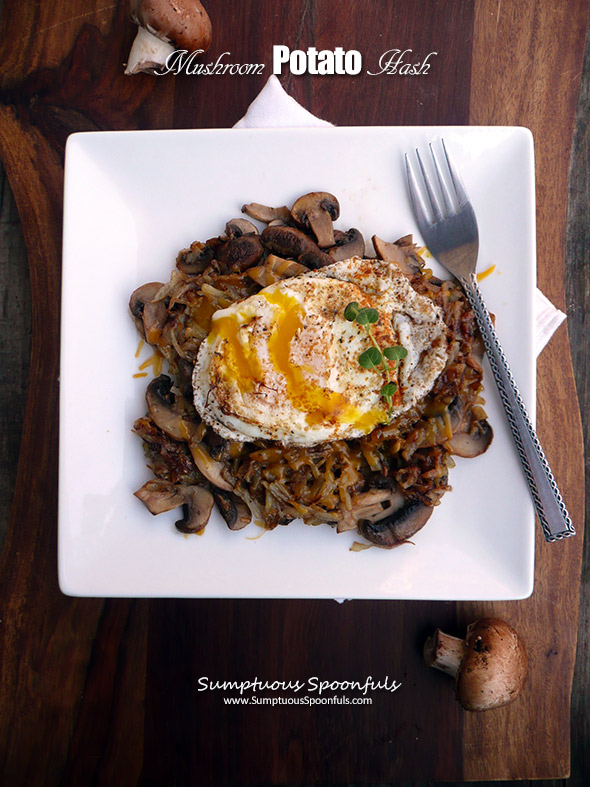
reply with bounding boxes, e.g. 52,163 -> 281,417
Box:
207,307 -> 261,393
208,288 -> 384,431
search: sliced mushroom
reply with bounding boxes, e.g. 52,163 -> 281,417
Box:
134,478 -> 185,514
225,218 -> 259,239
449,419 -> 493,458
188,440 -> 233,491
356,487 -> 406,520
261,225 -> 318,258
261,225 -> 333,268
146,374 -> 196,442
372,235 -> 422,275
134,478 -> 214,533
241,202 -> 292,224
448,396 -> 466,432
291,192 -> 340,248
358,500 -> 433,547
328,228 -> 365,261
176,241 -> 215,275
212,489 -> 252,530
129,282 -> 166,339
298,249 -> 335,269
339,486 -> 406,534
175,485 -> 215,533
215,234 -> 264,272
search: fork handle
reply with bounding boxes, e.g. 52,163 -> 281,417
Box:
460,273 -> 575,542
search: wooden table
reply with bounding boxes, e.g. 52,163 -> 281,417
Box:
0,1 -> 587,783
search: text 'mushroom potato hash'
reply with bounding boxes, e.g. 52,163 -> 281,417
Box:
130,191 -> 493,548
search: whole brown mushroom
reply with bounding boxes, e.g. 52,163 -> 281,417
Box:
424,617 -> 527,711
125,0 -> 212,75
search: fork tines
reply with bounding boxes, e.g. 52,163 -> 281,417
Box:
405,139 -> 469,224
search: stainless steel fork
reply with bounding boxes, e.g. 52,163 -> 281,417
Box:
405,140 -> 575,542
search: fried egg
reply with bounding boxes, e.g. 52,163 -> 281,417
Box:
192,257 -> 448,445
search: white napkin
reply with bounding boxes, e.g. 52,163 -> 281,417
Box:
235,76 -> 566,357
235,76 -> 566,605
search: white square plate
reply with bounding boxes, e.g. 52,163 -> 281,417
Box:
59,126 -> 535,599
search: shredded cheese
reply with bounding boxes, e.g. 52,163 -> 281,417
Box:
476,264 -> 496,282
138,350 -> 164,376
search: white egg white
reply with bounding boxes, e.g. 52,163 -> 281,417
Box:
192,257 -> 448,445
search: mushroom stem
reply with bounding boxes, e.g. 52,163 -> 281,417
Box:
424,629 -> 468,678
125,25 -> 175,74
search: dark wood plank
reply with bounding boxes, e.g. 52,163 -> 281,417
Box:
143,599 -> 462,785
0,0 -> 587,784
565,15 -> 590,787
0,159 -> 30,554
464,0 -> 588,780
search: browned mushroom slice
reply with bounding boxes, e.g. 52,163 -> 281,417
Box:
372,235 -> 422,275
358,500 -> 433,547
176,240 -> 215,275
449,419 -> 493,457
247,254 -> 308,287
146,374 -> 196,442
212,489 -> 252,530
215,234 -> 264,272
129,282 -> 166,339
261,225 -> 333,268
298,249 -> 335,269
328,228 -> 365,261
424,617 -> 527,711
135,478 -> 185,514
338,486 -> 406,533
134,478 -> 214,533
291,192 -> 340,248
241,202 -> 292,224
225,218 -> 259,238
447,395 -> 466,432
188,440 -> 233,492
174,485 -> 215,534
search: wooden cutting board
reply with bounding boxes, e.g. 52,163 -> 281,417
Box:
0,1 -> 586,783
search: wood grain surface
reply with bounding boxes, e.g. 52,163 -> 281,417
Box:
0,1 -> 587,784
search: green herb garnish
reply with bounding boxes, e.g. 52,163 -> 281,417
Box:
345,302 -> 408,422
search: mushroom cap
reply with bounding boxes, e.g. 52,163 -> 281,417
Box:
358,499 -> 433,548
131,0 -> 212,52
328,228 -> 365,262
456,618 -> 527,711
225,218 -> 259,239
291,192 -> 340,225
372,235 -> 422,275
260,225 -> 334,267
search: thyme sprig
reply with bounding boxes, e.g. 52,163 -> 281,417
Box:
344,302 -> 408,421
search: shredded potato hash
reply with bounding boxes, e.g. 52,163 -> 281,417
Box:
130,195 -> 492,547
